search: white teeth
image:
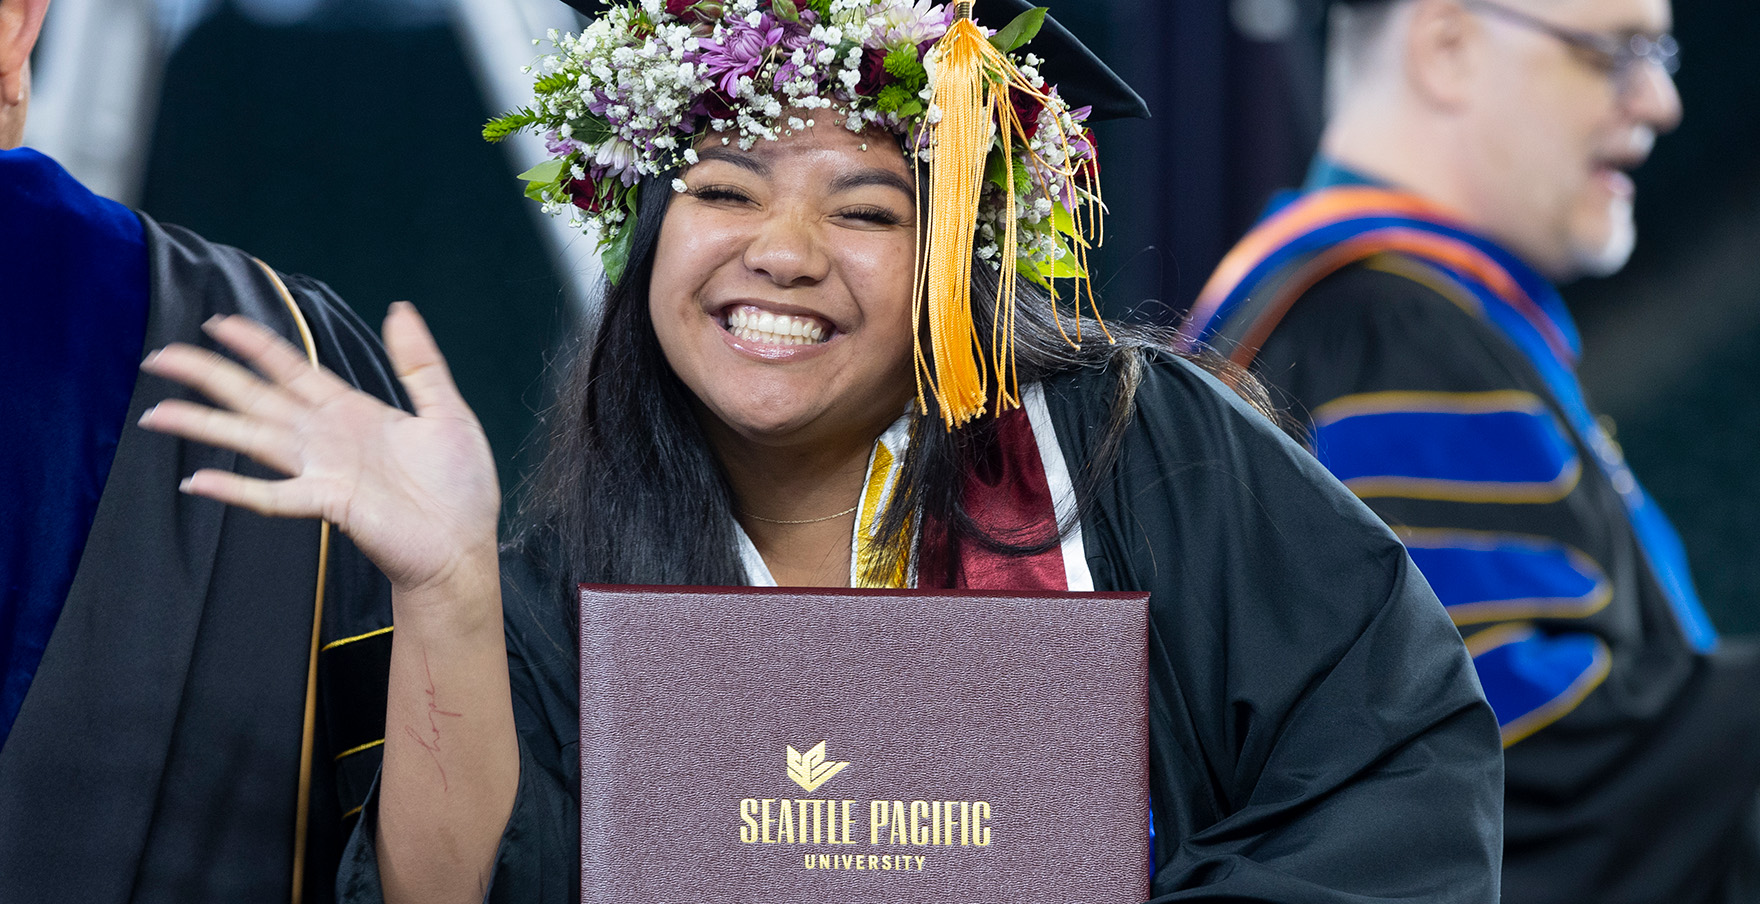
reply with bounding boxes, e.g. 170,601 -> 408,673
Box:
724,305 -> 831,346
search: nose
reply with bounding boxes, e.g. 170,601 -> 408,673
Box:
742,207 -> 831,288
1624,61 -> 1683,134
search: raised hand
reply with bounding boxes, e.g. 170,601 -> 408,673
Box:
139,302 -> 502,597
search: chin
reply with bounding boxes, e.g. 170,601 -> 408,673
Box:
1569,200 -> 1638,280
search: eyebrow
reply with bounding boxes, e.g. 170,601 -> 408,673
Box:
830,169 -> 917,202
692,146 -> 916,201
694,146 -> 770,176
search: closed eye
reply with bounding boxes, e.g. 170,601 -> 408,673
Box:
838,205 -> 907,227
689,185 -> 755,205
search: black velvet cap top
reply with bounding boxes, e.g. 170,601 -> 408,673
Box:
554,0 -> 1151,121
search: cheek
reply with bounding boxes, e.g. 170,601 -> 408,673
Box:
842,235 -> 918,352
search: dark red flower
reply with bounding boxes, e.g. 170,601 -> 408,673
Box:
567,178 -> 613,214
856,46 -> 893,96
1008,86 -> 1045,141
1073,130 -> 1101,188
689,88 -> 737,125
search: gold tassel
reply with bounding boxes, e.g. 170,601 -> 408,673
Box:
916,1 -> 1107,429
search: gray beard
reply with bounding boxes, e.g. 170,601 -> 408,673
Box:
1572,206 -> 1638,280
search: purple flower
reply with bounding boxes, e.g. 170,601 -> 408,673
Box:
696,14 -> 786,96
544,129 -> 582,156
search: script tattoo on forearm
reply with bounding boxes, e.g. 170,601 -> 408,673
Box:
403,649 -> 464,790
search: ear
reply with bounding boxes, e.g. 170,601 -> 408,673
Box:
0,0 -> 51,106
1402,0 -> 1476,111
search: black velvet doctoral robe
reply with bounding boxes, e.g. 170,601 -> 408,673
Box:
0,208 -> 405,902
338,352 -> 1505,902
1252,263 -> 1760,904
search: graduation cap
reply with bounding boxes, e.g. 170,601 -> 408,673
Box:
554,0 -> 1150,121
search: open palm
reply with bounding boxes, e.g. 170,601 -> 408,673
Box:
140,304 -> 501,595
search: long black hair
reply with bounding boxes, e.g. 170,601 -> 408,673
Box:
515,169 -> 1265,594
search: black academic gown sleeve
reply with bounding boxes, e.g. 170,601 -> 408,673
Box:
336,548 -> 583,904
0,215 -> 406,904
1251,262 -> 1760,904
1039,352 -> 1504,903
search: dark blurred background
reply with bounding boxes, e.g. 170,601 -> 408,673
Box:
25,0 -> 1760,629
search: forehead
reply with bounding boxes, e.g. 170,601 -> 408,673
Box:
1524,0 -> 1672,33
693,123 -> 911,177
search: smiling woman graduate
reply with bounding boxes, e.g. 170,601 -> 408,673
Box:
139,1 -> 1504,902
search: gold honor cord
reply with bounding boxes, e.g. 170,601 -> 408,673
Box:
250,257 -> 329,904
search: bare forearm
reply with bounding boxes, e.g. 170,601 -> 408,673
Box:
376,551 -> 520,904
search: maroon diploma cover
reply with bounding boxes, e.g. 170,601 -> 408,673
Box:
577,584 -> 1151,903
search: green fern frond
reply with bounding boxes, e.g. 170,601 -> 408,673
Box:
483,108 -> 542,143
532,71 -> 577,94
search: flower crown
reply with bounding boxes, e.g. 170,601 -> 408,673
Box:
488,0 -> 1108,427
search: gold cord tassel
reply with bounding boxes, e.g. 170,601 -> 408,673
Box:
916,1 -> 1106,429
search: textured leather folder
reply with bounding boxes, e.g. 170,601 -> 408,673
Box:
577,584 -> 1150,904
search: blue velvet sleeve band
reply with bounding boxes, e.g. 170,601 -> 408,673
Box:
0,148 -> 150,747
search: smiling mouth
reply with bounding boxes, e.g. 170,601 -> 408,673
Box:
721,304 -> 833,346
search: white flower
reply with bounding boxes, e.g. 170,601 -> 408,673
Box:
672,178 -> 689,193
869,0 -> 949,48
593,138 -> 638,172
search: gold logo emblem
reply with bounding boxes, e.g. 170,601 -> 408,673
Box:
786,741 -> 850,793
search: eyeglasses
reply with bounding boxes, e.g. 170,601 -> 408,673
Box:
1462,0 -> 1680,94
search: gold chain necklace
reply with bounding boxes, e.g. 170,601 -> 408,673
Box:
740,504 -> 860,525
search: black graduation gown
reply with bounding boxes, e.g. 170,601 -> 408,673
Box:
337,351 -> 1504,902
0,215 -> 405,903
1253,262 -> 1760,904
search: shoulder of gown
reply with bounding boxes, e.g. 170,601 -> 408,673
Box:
1037,350 -> 1507,903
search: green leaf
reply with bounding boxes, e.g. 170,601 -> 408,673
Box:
883,46 -> 926,90
532,71 -> 577,94
771,0 -> 799,23
984,151 -> 1010,190
517,159 -> 567,184
875,84 -> 912,114
898,99 -> 924,118
1038,241 -> 1087,280
601,220 -> 637,285
571,113 -> 615,147
988,7 -> 1047,54
483,108 -> 542,143
599,185 -> 642,285
1050,199 -> 1078,239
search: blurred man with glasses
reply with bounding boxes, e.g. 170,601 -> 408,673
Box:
1185,1 -> 1760,901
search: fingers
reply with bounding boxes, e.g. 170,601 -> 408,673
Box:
141,341 -> 301,423
201,315 -> 351,406
383,302 -> 471,419
139,399 -> 303,475
179,468 -> 333,521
